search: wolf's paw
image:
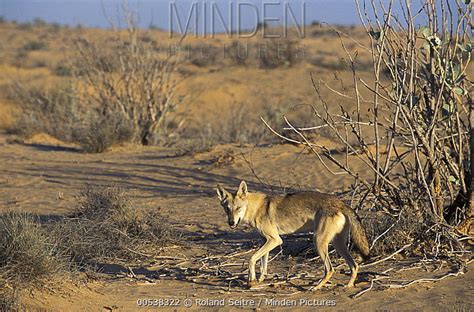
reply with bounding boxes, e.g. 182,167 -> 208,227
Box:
258,276 -> 265,283
309,285 -> 323,291
248,280 -> 259,289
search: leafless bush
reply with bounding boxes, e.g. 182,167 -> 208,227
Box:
53,185 -> 180,265
10,10 -> 182,151
70,13 -> 182,146
265,0 -> 472,255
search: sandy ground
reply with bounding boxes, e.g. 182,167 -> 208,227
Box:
1,134 -> 473,312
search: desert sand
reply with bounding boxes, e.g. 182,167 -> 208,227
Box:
0,135 -> 472,311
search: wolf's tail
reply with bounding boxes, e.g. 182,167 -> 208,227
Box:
345,208 -> 370,260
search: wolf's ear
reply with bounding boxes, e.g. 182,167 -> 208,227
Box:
237,181 -> 248,197
216,184 -> 228,201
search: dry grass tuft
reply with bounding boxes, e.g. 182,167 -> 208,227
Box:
0,212 -> 68,288
174,138 -> 213,156
0,212 -> 69,307
0,186 -> 180,307
53,185 -> 180,265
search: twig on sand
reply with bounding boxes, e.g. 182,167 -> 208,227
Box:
127,266 -> 137,278
361,243 -> 412,268
350,268 -> 394,299
350,276 -> 389,299
119,245 -> 152,258
154,255 -> 188,261
381,270 -> 464,289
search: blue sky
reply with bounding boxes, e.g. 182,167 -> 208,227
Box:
0,0 -> 377,29
0,0 -> 464,32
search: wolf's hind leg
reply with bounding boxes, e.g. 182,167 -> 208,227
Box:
333,226 -> 358,288
313,234 -> 334,290
312,213 -> 344,290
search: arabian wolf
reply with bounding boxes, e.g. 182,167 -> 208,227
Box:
216,181 -> 370,289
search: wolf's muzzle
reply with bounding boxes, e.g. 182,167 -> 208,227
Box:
229,218 -> 240,228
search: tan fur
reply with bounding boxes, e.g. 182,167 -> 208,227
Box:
216,181 -> 370,289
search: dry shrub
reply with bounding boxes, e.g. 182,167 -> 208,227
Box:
72,115 -> 133,153
0,212 -> 68,289
188,44 -> 218,67
216,102 -> 288,145
54,61 -> 73,76
258,39 -> 301,69
21,40 -> 47,51
174,138 -> 213,156
10,84 -> 133,153
53,186 -> 179,265
0,187 -> 180,307
10,13 -> 182,152
227,41 -> 248,66
9,84 -> 78,141
0,291 -> 20,312
176,101 -> 306,149
363,207 -> 425,256
71,23 -> 182,146
267,0 -> 472,256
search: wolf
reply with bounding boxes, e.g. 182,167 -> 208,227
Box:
216,181 -> 370,289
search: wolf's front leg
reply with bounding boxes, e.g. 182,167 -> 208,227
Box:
248,237 -> 282,288
258,252 -> 269,282
248,256 -> 258,287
